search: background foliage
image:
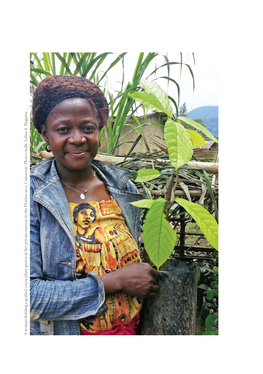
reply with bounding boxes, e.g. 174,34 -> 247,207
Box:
30,52 -> 196,156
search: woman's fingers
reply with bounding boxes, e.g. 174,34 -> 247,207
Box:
103,262 -> 161,299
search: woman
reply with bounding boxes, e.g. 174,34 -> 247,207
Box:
30,75 -> 159,335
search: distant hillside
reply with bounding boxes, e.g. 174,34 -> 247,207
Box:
187,106 -> 218,137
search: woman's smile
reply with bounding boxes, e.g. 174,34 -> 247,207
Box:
66,149 -> 88,157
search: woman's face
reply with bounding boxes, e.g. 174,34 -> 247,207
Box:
41,98 -> 100,174
76,208 -> 95,228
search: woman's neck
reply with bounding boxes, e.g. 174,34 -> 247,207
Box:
55,160 -> 94,187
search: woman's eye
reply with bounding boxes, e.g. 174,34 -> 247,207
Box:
57,127 -> 69,133
83,125 -> 96,132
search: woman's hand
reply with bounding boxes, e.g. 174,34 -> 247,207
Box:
102,263 -> 159,299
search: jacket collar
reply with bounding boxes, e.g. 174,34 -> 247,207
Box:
31,159 -> 75,249
30,157 -> 132,190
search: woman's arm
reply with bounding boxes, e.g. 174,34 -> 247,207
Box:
30,275 -> 107,322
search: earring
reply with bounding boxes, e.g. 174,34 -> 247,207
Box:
45,143 -> 52,152
99,141 -> 101,148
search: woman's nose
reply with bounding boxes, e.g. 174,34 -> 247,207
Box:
69,129 -> 85,144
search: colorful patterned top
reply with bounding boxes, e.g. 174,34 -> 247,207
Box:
68,197 -> 142,333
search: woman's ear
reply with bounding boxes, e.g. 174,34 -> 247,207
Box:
41,126 -> 49,143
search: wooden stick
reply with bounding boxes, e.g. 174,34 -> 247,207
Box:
34,151 -> 218,174
138,189 -> 218,197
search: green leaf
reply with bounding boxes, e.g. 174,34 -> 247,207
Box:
43,52 -> 51,72
155,76 -> 180,108
82,52 -> 112,78
129,91 -> 169,116
205,313 -> 215,330
168,95 -> 179,117
129,78 -> 173,117
98,52 -> 127,83
139,79 -> 173,116
30,68 -> 52,76
177,116 -> 218,143
175,198 -> 218,250
211,281 -> 218,289
132,53 -> 145,83
213,266 -> 218,274
143,198 -> 177,270
129,199 -> 154,209
73,52 -> 93,75
131,115 -> 143,135
30,52 -> 44,70
164,119 -> 193,171
54,53 -> 73,75
30,74 -> 39,87
187,129 -> 205,147
207,289 -> 214,300
135,169 -> 161,183
198,284 -> 209,291
34,141 -> 46,153
50,53 -> 56,75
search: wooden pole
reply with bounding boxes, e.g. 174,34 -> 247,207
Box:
138,189 -> 218,197
34,151 -> 219,174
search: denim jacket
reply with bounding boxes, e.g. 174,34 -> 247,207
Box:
30,157 -> 143,335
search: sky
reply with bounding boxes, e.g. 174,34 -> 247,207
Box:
100,52 -> 218,115
179,52 -> 218,112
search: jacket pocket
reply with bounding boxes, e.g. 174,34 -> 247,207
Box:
30,320 -> 54,335
39,320 -> 54,335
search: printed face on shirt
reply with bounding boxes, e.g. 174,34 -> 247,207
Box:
76,208 -> 96,228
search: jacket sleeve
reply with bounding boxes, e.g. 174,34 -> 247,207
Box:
30,178 -> 107,322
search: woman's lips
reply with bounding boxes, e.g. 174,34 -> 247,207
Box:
67,150 -> 87,158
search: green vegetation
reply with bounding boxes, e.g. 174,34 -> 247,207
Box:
197,260 -> 218,334
129,79 -> 218,270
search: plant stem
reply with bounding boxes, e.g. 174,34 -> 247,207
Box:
163,170 -> 179,220
171,170 -> 180,201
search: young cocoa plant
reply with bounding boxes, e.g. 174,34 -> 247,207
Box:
129,79 -> 218,270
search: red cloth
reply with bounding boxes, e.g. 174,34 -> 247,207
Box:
80,313 -> 140,335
